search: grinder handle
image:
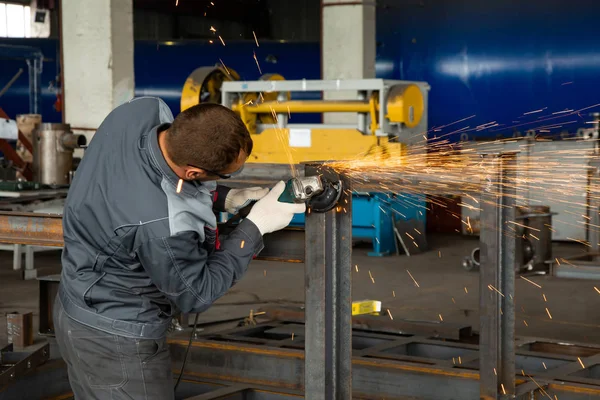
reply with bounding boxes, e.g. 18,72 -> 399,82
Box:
277,179 -> 298,204
237,201 -> 256,219
222,201 -> 256,230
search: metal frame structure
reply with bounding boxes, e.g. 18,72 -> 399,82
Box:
221,78 -> 430,144
551,155 -> 600,279
0,343 -> 50,388
478,153 -> 518,398
0,154 -> 597,399
168,319 -> 600,400
303,164 -> 352,399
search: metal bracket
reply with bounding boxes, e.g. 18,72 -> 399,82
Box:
0,343 -> 50,387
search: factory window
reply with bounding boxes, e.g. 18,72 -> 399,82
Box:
0,2 -> 32,38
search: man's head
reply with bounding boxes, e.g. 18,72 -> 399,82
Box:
162,103 -> 252,182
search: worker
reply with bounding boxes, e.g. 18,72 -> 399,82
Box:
52,97 -> 305,399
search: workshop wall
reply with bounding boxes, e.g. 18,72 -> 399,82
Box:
376,0 -> 600,140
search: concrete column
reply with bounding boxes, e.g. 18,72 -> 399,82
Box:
322,0 -> 376,124
61,0 -> 134,133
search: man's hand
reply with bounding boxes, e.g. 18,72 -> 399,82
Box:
246,181 -> 306,235
224,187 -> 270,214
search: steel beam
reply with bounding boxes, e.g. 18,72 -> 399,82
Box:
260,305 -> 472,340
304,164 -> 352,400
0,212 -> 63,247
170,322 -> 600,399
0,343 -> 50,388
551,257 -> 600,280
0,212 -> 305,263
478,153 -> 519,399
589,158 -> 600,254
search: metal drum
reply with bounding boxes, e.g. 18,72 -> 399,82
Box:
32,123 -> 86,186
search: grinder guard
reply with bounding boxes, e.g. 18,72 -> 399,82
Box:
307,178 -> 343,213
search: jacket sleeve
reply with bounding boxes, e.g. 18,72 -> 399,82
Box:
212,185 -> 231,213
135,219 -> 263,313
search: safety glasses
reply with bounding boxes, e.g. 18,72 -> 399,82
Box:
187,164 -> 245,180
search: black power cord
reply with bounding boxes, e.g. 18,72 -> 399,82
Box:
174,312 -> 199,393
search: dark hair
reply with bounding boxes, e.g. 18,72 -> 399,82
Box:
166,103 -> 252,171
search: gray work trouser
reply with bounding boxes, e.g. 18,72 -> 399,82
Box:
53,296 -> 175,400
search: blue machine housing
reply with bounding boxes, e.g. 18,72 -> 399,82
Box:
290,193 -> 426,257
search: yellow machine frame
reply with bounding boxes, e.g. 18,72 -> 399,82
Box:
180,69 -> 427,164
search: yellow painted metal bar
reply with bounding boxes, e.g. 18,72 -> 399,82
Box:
246,128 -> 404,164
233,100 -> 371,114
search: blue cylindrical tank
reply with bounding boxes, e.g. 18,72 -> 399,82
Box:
376,0 -> 600,140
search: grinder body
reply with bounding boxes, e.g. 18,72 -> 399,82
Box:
277,176 -> 342,213
235,176 -> 342,222
278,177 -> 324,204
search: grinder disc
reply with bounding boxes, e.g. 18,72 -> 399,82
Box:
308,179 -> 343,213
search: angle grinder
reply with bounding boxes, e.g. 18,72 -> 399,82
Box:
277,175 -> 343,212
230,176 -> 343,226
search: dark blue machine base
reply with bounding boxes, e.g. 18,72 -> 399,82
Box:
290,193 -> 426,257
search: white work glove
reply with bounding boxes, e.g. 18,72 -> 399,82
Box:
246,181 -> 306,235
225,187 -> 270,214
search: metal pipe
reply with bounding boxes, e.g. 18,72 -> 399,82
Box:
26,57 -> 43,115
304,164 -> 352,399
232,100 -> 371,114
60,133 -> 87,149
276,92 -> 289,129
357,91 -> 367,134
0,68 -> 24,98
588,159 -> 600,255
0,45 -> 44,115
478,152 -> 518,399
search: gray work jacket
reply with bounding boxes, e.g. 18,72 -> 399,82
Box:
59,97 -> 263,339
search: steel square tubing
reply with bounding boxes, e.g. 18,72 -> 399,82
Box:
479,153 -> 519,399
221,79 -> 425,94
303,164 -> 352,400
588,159 -> 600,254
183,385 -> 303,400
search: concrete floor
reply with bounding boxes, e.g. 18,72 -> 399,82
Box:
1,234 -> 600,348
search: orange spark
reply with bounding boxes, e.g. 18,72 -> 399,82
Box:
252,31 -> 259,47
520,276 -> 542,289
406,269 -> 420,288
